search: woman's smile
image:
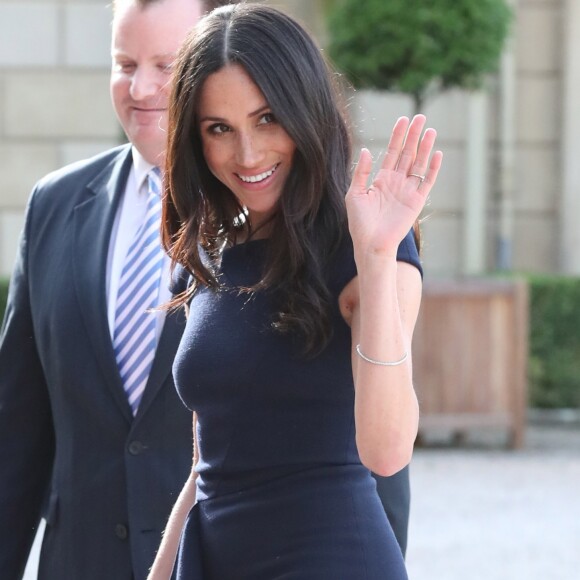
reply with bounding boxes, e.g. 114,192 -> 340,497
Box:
236,163 -> 280,185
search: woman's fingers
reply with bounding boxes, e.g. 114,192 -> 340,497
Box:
350,148 -> 374,194
394,115 -> 426,175
418,150 -> 443,196
381,117 -> 410,172
407,127 -> 437,185
362,115 -> 441,196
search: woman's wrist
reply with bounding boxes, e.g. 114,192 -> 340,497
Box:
354,249 -> 399,277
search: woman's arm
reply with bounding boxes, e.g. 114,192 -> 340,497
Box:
340,261 -> 421,477
147,413 -> 199,580
341,114 -> 442,477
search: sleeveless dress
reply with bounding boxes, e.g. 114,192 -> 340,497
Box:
173,230 -> 421,579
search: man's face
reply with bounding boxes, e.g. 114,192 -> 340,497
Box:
110,0 -> 203,166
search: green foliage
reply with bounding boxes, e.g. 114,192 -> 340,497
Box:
327,0 -> 512,111
0,278 -> 8,325
528,276 -> 580,409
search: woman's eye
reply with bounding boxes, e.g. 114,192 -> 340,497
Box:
209,123 -> 230,135
258,112 -> 276,125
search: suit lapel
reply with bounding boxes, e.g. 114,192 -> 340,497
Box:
73,146 -> 187,424
136,306 -> 186,419
73,146 -> 134,422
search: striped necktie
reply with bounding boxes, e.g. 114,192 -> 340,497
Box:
113,167 -> 164,415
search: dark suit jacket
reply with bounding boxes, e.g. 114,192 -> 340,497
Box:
0,145 -> 192,580
373,468 -> 410,557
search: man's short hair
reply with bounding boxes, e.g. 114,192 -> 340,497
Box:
112,0 -> 238,14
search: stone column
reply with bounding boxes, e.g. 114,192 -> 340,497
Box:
560,0 -> 580,273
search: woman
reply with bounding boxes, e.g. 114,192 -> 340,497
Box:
150,4 -> 442,579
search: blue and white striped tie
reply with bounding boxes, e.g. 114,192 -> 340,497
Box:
113,167 -> 164,415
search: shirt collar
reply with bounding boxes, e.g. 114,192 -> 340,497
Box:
131,147 -> 157,194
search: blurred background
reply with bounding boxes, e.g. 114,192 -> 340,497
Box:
1,0 -> 577,277
1,0 -> 579,578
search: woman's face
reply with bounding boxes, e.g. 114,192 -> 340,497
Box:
197,64 -> 296,232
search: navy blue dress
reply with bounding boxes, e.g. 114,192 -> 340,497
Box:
173,230 -> 421,579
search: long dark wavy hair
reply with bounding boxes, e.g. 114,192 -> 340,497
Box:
163,3 -> 352,356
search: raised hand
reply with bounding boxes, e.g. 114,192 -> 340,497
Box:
345,115 -> 443,260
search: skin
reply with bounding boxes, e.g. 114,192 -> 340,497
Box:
110,0 -> 204,166
197,64 -> 297,236
340,115 -> 443,474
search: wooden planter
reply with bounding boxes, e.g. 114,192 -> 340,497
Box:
412,278 -> 529,448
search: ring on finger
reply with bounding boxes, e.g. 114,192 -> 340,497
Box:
408,172 -> 426,183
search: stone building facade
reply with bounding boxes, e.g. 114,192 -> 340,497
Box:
0,0 -> 572,278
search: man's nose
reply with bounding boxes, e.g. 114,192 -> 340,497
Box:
129,67 -> 160,101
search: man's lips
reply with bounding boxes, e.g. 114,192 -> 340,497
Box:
131,106 -> 165,113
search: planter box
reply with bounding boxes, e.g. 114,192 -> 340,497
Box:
413,278 -> 528,448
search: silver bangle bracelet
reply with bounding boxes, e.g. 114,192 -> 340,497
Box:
355,344 -> 408,367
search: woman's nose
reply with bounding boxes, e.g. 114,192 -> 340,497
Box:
236,133 -> 264,168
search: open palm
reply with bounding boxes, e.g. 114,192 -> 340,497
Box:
346,115 -> 443,258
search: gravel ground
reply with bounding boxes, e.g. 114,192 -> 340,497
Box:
406,423 -> 580,580
23,422 -> 580,579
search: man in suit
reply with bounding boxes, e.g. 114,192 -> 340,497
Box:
0,1 -> 229,578
374,468 -> 411,556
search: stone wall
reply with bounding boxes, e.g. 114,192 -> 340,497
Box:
0,0 -> 569,278
0,0 -> 118,275
509,0 -> 562,273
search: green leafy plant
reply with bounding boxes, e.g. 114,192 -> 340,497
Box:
327,0 -> 512,112
528,276 -> 580,409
